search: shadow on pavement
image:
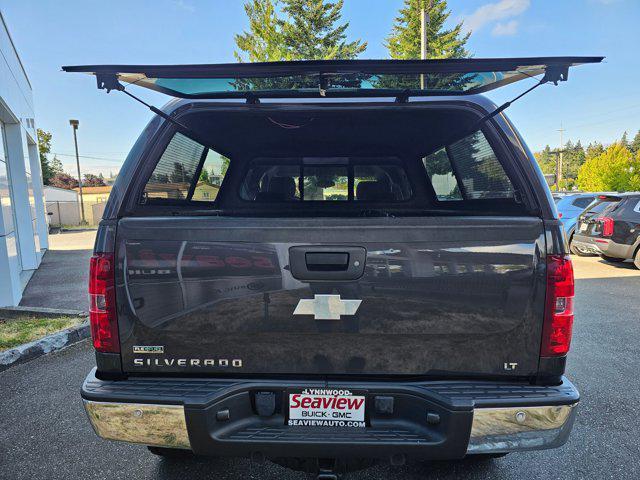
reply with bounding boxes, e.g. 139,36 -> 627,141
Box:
151,455 -> 504,480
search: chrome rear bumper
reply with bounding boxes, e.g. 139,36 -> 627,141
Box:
468,404 -> 577,454
84,382 -> 577,456
84,401 -> 191,449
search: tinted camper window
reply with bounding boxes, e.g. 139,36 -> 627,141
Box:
423,130 -> 514,201
143,132 -> 228,203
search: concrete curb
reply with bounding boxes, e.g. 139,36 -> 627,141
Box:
0,306 -> 87,319
0,319 -> 90,373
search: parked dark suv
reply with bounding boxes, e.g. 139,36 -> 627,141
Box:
64,57 -> 601,476
572,193 -> 640,267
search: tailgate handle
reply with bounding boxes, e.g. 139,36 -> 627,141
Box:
305,252 -> 349,271
289,246 -> 366,281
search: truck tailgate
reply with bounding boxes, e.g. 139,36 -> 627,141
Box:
115,216 -> 546,377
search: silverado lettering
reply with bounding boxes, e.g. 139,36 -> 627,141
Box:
133,358 -> 243,367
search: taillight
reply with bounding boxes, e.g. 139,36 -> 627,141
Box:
541,255 -> 574,357
596,216 -> 614,237
89,252 -> 119,353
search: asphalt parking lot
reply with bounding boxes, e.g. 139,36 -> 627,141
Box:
1,256 -> 639,480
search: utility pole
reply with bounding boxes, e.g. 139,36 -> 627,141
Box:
69,119 -> 86,224
556,123 -> 565,191
420,0 -> 432,90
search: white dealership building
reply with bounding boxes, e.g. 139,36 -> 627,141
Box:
0,11 -> 48,306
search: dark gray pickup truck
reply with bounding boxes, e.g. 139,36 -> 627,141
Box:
65,57 -> 601,477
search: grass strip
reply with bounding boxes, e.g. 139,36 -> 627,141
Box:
0,316 -> 83,351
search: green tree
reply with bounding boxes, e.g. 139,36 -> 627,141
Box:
630,130 -> 640,154
50,156 -> 64,178
221,157 -> 230,176
280,0 -> 366,60
621,131 -> 630,149
534,145 -> 556,175
199,168 -> 211,184
49,172 -> 79,190
83,173 -> 106,187
562,140 -> 586,184
585,141 -> 605,160
37,129 -> 54,184
386,0 -> 470,60
234,0 -> 288,62
234,0 -> 366,62
170,162 -> 190,184
576,143 -> 640,191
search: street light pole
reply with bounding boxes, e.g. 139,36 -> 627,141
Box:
420,1 -> 432,90
557,123 -> 565,192
69,119 -> 86,224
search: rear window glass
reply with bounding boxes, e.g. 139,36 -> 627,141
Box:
303,165 -> 348,201
572,197 -> 594,208
585,199 -> 619,215
354,165 -> 412,202
240,158 -> 412,202
143,132 -> 228,203
423,130 -> 513,201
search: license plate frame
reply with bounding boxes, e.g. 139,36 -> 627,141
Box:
287,388 -> 367,428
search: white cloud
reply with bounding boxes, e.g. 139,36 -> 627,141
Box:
492,20 -> 520,36
172,0 -> 195,13
464,0 -> 530,33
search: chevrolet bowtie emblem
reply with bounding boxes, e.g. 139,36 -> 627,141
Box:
293,294 -> 362,320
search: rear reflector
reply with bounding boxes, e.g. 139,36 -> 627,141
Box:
89,253 -> 119,353
541,255 -> 574,357
596,216 -> 614,237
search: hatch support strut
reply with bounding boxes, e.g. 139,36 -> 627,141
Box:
470,63 -> 569,131
474,78 -> 545,126
95,73 -> 189,130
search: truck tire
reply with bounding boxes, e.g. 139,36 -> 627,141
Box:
600,254 -> 625,263
147,446 -> 193,459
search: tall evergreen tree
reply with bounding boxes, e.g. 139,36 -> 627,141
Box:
235,0 -> 366,62
386,0 -> 471,60
234,0 -> 288,62
621,131 -> 630,149
280,0 -> 366,60
586,142 -> 605,160
563,139 -> 586,182
630,130 -> 640,154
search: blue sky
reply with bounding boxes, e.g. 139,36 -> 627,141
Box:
2,0 -> 639,175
